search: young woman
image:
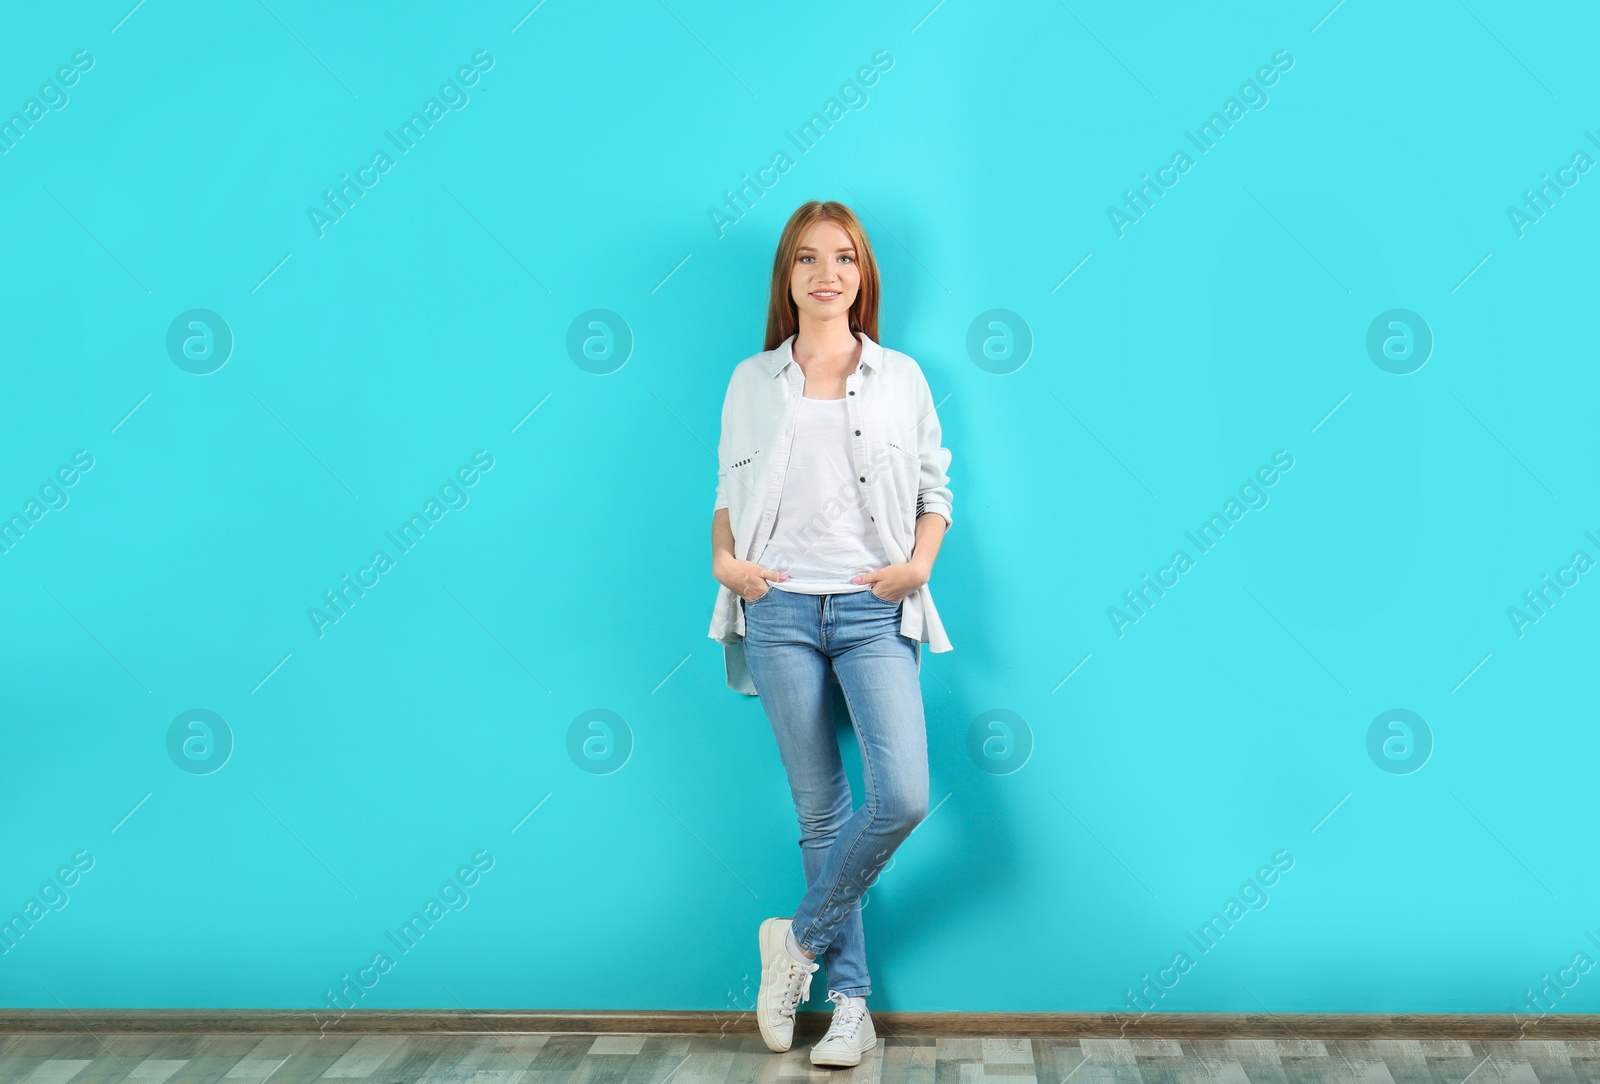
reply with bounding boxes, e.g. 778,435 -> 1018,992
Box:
707,201 -> 954,1066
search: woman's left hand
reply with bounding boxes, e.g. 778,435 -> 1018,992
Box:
853,564 -> 928,604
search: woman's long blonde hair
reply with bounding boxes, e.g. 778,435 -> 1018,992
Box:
763,201 -> 880,351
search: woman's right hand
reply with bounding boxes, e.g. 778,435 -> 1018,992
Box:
714,556 -> 788,601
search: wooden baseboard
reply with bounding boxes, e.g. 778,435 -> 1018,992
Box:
0,1011 -> 1594,1039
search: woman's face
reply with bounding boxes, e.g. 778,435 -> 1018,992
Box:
789,219 -> 860,326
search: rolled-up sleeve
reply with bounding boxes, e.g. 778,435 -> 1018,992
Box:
913,371 -> 952,530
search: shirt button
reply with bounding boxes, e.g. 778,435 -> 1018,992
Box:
848,390 -> 855,395
854,429 -> 861,435
859,475 -> 866,482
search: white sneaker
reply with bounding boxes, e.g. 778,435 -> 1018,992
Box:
809,990 -> 876,1067
756,917 -> 818,1052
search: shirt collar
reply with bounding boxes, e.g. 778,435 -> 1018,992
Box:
768,331 -> 881,377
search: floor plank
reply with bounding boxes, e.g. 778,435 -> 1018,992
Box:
5,1036 -> 1600,1084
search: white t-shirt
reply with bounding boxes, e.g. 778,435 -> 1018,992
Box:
757,395 -> 892,595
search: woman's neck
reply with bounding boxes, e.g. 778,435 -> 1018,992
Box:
793,313 -> 860,366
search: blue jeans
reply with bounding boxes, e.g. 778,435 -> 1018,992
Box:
740,586 -> 930,1000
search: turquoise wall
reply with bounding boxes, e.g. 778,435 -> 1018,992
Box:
3,0 -> 1597,1019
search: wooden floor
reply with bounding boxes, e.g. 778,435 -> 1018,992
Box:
5,1035 -> 1600,1084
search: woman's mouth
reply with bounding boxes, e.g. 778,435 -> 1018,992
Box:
811,290 -> 841,301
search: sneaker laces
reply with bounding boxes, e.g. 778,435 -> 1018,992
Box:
821,990 -> 867,1040
775,956 -> 816,1019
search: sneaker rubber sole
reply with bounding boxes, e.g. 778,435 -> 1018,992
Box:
811,1035 -> 877,1068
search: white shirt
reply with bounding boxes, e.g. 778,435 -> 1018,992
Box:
757,394 -> 893,594
708,331 -> 954,696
